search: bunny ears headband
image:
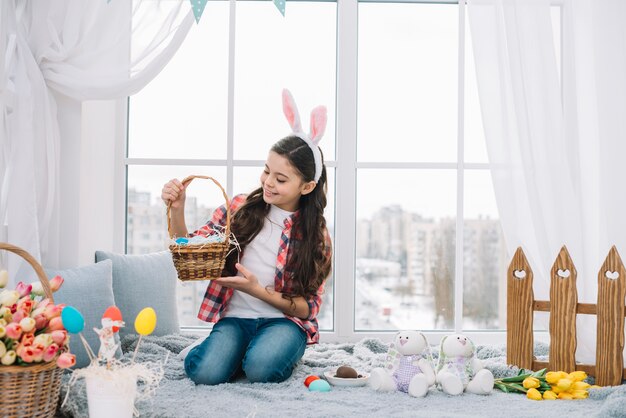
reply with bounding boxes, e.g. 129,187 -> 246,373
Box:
282,89 -> 328,183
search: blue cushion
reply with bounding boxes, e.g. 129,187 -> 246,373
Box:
46,260 -> 121,368
94,251 -> 179,341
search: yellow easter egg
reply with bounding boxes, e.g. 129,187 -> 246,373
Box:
134,307 -> 157,336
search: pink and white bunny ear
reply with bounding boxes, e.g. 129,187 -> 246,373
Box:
309,105 -> 327,145
282,89 -> 302,133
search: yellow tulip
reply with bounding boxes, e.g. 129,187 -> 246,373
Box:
567,371 -> 587,382
558,392 -> 574,400
546,371 -> 568,384
523,377 -> 541,389
557,378 -> 573,391
590,385 -> 601,389
571,381 -> 591,391
543,390 -> 558,400
527,388 -> 543,401
571,390 -> 589,399
551,385 -> 563,394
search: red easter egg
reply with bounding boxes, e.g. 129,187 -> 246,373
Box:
102,306 -> 123,332
304,375 -> 320,387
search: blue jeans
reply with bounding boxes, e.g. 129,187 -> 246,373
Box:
184,317 -> 307,385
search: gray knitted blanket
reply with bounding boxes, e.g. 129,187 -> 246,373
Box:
58,334 -> 625,417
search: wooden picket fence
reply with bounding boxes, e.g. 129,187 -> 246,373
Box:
507,245 -> 626,386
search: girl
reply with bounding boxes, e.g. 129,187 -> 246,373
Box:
161,90 -> 332,385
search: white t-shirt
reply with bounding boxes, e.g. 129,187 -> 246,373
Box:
223,204 -> 293,319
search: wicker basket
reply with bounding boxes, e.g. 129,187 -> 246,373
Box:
167,175 -> 232,282
0,242 -> 64,418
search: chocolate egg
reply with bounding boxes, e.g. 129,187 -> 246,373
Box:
336,365 -> 358,379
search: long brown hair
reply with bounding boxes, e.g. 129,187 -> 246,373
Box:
224,136 -> 332,301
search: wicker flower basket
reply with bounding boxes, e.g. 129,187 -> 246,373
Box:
167,175 -> 232,282
0,242 -> 64,418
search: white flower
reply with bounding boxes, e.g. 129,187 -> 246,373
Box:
20,317 -> 36,333
1,350 -> 16,365
0,290 -> 19,307
30,282 -> 45,297
33,333 -> 54,348
0,270 -> 8,288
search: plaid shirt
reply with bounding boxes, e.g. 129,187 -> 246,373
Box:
193,194 -> 331,344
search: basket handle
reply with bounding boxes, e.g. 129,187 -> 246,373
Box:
0,242 -> 55,302
166,175 -> 231,240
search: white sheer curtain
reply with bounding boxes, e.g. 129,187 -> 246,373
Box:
0,0 -> 193,284
468,0 -> 626,363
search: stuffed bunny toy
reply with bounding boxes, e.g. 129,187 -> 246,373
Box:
369,330 -> 436,397
435,334 -> 494,396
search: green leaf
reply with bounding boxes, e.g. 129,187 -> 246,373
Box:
493,381 -> 530,394
499,373 -> 531,383
494,382 -> 510,393
509,382 -> 528,393
531,368 -> 548,378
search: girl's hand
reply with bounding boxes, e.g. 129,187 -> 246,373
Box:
213,263 -> 260,295
161,179 -> 186,209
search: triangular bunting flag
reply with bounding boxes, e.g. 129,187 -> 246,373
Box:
273,0 -> 286,16
190,0 -> 209,23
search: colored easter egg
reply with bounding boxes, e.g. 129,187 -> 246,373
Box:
134,307 -> 157,336
308,379 -> 331,392
102,306 -> 123,332
61,306 -> 85,334
304,375 -> 320,387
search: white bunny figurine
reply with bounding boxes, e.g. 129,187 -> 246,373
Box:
435,333 -> 494,395
93,317 -> 125,363
369,330 -> 436,397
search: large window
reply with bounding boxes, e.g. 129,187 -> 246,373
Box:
126,0 -> 516,338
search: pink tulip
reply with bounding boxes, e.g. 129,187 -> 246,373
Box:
35,298 -> 52,310
17,298 -> 34,315
21,332 -> 35,347
20,346 -> 35,363
31,345 -> 44,362
15,282 -> 32,298
15,344 -> 26,357
12,310 -> 26,324
49,276 -> 64,292
43,343 -> 59,362
34,314 -> 48,331
5,322 -> 22,340
51,330 -> 68,346
56,353 -> 75,369
43,304 -> 63,320
46,316 -> 65,332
